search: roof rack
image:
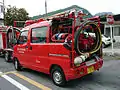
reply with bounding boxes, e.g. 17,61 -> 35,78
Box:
47,9 -> 87,20
25,18 -> 45,26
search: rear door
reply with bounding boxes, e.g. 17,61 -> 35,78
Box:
28,26 -> 50,73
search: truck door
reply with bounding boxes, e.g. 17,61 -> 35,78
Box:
28,26 -> 49,73
16,30 -> 29,66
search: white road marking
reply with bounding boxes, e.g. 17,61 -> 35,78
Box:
0,72 -> 30,90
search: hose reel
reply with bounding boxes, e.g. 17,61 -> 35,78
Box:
74,21 -> 102,55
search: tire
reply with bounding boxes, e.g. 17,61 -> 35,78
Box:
102,42 -> 106,48
4,51 -> 10,62
14,58 -> 22,71
51,66 -> 66,86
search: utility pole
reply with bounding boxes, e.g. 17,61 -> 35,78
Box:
3,0 -> 5,25
106,15 -> 114,55
45,0 -> 47,17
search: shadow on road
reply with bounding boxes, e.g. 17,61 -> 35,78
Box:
20,68 -> 101,88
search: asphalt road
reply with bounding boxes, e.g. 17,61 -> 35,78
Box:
0,56 -> 120,90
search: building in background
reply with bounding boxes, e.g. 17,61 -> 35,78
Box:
0,2 -> 4,25
100,14 -> 120,42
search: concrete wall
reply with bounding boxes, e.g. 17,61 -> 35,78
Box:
114,36 -> 120,42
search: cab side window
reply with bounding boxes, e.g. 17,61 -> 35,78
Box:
31,27 -> 48,43
18,31 -> 28,44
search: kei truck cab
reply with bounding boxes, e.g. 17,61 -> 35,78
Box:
13,11 -> 103,86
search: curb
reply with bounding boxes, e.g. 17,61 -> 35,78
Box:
103,51 -> 120,56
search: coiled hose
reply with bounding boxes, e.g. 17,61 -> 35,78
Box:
74,21 -> 102,55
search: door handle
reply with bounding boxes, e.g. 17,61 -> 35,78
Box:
25,46 -> 32,50
25,46 -> 28,48
30,46 -> 32,50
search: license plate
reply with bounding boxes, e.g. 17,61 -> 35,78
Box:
87,66 -> 94,74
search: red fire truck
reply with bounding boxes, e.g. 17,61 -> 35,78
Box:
13,11 -> 103,86
0,26 -> 21,62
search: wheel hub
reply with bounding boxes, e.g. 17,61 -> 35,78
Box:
15,60 -> 18,69
53,71 -> 62,84
5,53 -> 9,61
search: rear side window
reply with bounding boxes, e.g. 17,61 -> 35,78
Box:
31,27 -> 48,43
18,31 -> 28,44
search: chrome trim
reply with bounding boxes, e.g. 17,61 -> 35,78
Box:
49,53 -> 69,58
86,59 -> 96,66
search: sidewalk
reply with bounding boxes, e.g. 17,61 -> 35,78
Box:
103,42 -> 120,56
103,48 -> 120,56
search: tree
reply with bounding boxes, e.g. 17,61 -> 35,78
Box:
5,6 -> 29,26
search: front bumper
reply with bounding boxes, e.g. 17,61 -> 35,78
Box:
65,58 -> 103,81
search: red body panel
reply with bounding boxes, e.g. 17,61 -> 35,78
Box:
13,43 -> 71,74
2,33 -> 7,49
65,59 -> 103,81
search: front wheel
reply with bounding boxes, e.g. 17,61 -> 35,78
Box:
14,58 -> 22,71
4,51 -> 10,62
51,67 -> 66,86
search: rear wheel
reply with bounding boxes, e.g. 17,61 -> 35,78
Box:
14,58 -> 22,71
51,66 -> 66,86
